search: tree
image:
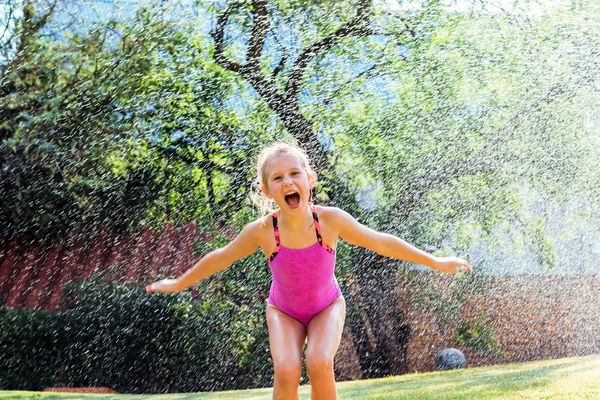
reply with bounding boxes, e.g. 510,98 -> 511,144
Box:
204,0 -> 420,376
200,0 -> 600,377
311,1 -> 600,373
0,1 -> 271,240
2,0 -> 599,383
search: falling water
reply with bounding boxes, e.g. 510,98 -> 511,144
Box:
0,0 -> 599,395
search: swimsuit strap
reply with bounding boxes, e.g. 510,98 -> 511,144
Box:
268,207 -> 335,262
310,205 -> 335,255
269,210 -> 281,262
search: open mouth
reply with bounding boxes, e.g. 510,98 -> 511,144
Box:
284,191 -> 301,208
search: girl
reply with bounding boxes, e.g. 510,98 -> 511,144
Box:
146,142 -> 473,400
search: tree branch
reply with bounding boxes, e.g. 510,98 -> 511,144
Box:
0,6 -> 15,46
383,10 -> 418,38
321,37 -> 397,105
31,0 -> 57,33
285,0 -> 375,103
272,48 -> 288,78
322,60 -> 392,106
246,0 -> 269,71
210,2 -> 243,72
270,28 -> 288,78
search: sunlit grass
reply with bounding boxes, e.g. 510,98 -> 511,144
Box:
1,354 -> 599,399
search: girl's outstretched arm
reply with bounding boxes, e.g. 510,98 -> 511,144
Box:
331,208 -> 473,275
146,221 -> 261,293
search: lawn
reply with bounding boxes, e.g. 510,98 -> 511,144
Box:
1,354 -> 599,399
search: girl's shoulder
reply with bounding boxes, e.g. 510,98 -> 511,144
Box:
245,213 -> 275,236
231,214 -> 274,249
314,205 -> 360,228
313,205 -> 346,223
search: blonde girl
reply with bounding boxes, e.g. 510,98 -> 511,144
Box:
146,142 -> 473,400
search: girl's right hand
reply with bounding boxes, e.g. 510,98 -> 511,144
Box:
146,279 -> 182,293
434,256 -> 473,275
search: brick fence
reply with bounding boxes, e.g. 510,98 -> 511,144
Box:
334,274 -> 600,378
1,228 -> 598,378
0,224 -> 205,310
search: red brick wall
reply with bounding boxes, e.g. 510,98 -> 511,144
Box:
0,224 -> 205,311
335,274 -> 600,377
2,232 -> 598,377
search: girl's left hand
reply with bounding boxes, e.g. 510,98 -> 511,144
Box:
146,279 -> 182,293
434,256 -> 473,275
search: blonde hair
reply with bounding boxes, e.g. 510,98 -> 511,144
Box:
252,142 -> 317,215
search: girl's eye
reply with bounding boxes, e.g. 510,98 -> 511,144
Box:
292,171 -> 299,175
274,176 -> 281,180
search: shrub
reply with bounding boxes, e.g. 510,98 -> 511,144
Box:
0,275 -> 272,393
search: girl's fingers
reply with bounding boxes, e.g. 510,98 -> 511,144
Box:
450,258 -> 473,273
436,257 -> 473,274
146,282 -> 163,292
146,279 -> 180,293
458,260 -> 473,272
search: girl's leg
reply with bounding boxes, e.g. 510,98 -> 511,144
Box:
305,296 -> 346,400
266,304 -> 306,400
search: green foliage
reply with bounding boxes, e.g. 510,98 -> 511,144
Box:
0,275 -> 272,393
308,2 -> 600,273
455,314 -> 503,356
2,0 -> 600,386
0,307 -> 62,390
403,268 -> 500,354
0,2 -> 276,242
526,218 -> 559,270
1,5 -> 180,240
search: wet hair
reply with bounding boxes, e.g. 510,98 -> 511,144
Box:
252,142 -> 316,215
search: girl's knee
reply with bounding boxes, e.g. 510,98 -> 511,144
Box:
273,358 -> 302,384
305,353 -> 334,378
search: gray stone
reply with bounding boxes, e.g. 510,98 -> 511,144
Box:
436,348 -> 467,370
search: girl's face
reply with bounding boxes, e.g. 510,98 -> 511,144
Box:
262,154 -> 316,213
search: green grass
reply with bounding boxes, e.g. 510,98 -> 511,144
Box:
2,354 -> 599,399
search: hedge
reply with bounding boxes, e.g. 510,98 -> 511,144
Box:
0,276 -> 272,393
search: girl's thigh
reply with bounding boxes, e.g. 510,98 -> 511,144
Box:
305,296 -> 346,358
266,304 -> 306,365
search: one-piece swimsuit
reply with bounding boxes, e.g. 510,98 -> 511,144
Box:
267,205 -> 342,326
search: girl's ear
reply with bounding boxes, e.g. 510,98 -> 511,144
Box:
308,171 -> 318,189
261,185 -> 273,199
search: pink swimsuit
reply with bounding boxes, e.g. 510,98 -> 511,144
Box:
267,205 -> 342,326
